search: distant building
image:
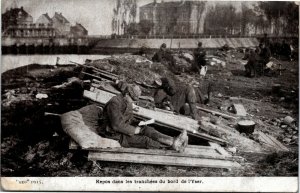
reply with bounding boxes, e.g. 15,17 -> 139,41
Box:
140,1 -> 206,35
2,6 -> 33,31
2,7 -> 56,37
70,23 -> 88,37
52,12 -> 71,36
2,7 -> 88,38
36,13 -> 52,24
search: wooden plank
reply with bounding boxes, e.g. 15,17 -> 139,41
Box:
196,106 -> 238,120
154,108 -> 175,114
93,70 -> 118,81
70,140 -> 215,151
257,131 -> 289,152
69,140 -> 220,156
209,142 -> 231,157
91,83 -> 120,95
70,140 -> 244,162
267,134 -> 289,152
232,104 -> 247,116
70,61 -> 118,78
257,131 -> 279,149
82,72 -> 105,80
84,89 -> 227,145
88,152 -> 241,169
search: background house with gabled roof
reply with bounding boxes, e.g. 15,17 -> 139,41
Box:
70,23 -> 88,37
2,6 -> 33,32
36,13 -> 53,24
52,12 -> 71,35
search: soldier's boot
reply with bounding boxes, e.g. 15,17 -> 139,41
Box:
172,130 -> 188,152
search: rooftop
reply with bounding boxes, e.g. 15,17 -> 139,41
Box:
141,1 -> 204,8
53,12 -> 70,24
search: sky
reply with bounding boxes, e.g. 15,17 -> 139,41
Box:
2,0 -> 255,35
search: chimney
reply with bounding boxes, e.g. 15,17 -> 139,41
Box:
20,6 -> 23,10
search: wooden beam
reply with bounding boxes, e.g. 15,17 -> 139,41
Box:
82,72 -> 105,80
256,131 -> 289,152
232,104 -> 247,116
209,142 -> 231,157
196,106 -> 238,120
70,60 -> 118,78
92,70 -> 118,81
88,152 -> 241,169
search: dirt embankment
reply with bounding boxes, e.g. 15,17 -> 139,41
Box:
1,51 -> 298,177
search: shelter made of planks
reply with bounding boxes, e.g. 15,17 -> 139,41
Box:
83,87 -> 227,145
69,140 -> 241,169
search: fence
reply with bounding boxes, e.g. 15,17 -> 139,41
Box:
107,34 -> 298,40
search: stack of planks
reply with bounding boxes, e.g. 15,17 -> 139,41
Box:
69,140 -> 241,169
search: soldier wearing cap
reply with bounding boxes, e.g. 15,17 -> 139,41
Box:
100,84 -> 188,152
193,42 -> 206,72
152,43 -> 168,62
154,77 -> 210,120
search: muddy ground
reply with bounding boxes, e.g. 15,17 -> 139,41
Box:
1,50 -> 298,177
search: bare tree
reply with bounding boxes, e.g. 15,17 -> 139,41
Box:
111,0 -> 137,35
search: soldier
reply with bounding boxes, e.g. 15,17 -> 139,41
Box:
152,43 -> 168,62
154,77 -> 210,120
193,42 -> 207,73
100,84 -> 188,152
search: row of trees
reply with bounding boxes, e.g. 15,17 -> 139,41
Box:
114,1 -> 298,36
125,20 -> 154,35
256,1 -> 299,35
111,0 -> 137,35
204,1 -> 299,36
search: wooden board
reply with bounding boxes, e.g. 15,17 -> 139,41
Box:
196,106 -> 238,120
88,152 -> 241,169
208,142 -> 231,157
232,104 -> 247,116
256,131 -> 289,152
84,89 -> 226,145
70,140 -> 244,163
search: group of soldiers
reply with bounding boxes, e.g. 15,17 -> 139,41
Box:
152,42 -> 207,73
94,42 -> 211,152
243,42 -> 272,77
97,76 -> 210,152
244,37 -> 296,78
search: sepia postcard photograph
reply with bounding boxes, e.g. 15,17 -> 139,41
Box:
1,0 -> 299,192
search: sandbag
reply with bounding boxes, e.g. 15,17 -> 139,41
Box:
78,104 -> 102,133
61,107 -> 121,149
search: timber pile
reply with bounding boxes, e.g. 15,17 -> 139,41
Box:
69,140 -> 241,169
